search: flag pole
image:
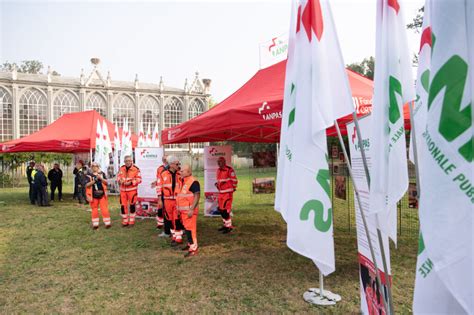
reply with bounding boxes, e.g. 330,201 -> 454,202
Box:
352,113 -> 394,315
334,119 -> 390,315
407,101 -> 421,197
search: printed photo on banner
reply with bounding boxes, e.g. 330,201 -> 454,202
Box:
252,177 -> 275,194
335,176 -> 347,200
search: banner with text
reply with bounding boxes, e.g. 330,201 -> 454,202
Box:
347,115 -> 392,314
259,33 -> 289,69
134,147 -> 163,218
204,145 -> 232,216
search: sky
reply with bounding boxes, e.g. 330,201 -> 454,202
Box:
0,0 -> 424,102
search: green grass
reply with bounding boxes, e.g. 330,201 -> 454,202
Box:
0,171 -> 418,313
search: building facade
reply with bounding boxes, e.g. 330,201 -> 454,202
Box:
0,61 -> 211,150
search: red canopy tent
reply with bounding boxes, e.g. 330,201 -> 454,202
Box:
162,60 -> 411,144
0,110 -> 137,153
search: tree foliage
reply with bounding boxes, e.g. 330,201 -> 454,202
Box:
0,60 -> 60,75
407,6 -> 424,33
346,56 -> 375,80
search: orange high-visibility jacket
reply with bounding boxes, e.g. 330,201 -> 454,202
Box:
216,166 -> 238,193
156,165 -> 166,179
157,169 -> 181,199
117,165 -> 142,192
176,175 -> 199,215
85,172 -> 108,202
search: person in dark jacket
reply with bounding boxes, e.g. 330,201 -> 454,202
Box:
34,164 -> 50,207
48,163 -> 63,201
73,161 -> 88,204
26,160 -> 36,205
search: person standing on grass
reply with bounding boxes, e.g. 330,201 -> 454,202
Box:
26,160 -> 36,205
176,164 -> 200,258
151,155 -> 168,230
215,156 -> 238,233
157,155 -> 183,246
74,161 -> 88,204
48,163 -> 63,202
34,164 -> 50,207
85,162 -> 111,230
117,155 -> 142,227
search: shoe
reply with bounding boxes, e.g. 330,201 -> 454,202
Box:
222,227 -> 234,234
158,232 -> 169,238
105,225 -> 112,229
156,224 -> 163,230
184,250 -> 198,258
181,245 -> 190,251
218,226 -> 226,232
170,240 -> 179,247
92,226 -> 99,230
122,223 -> 129,227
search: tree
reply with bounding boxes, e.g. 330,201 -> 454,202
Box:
346,56 -> 375,80
0,60 -> 60,75
407,6 -> 424,33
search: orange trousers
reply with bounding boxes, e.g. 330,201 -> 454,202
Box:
218,192 -> 233,212
90,197 -> 111,227
120,190 -> 137,225
181,212 -> 198,250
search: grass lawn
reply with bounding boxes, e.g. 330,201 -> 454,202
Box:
0,171 -> 418,313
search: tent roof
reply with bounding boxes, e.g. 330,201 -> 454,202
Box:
0,110 -> 137,153
162,60 -> 378,144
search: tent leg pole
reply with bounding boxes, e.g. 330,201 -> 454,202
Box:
334,119 -> 390,315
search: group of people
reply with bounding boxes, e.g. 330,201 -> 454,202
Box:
26,161 -> 63,206
88,154 -> 238,258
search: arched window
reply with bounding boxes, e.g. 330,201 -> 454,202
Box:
19,88 -> 47,137
53,90 -> 79,120
86,93 -> 107,117
164,97 -> 183,129
188,98 -> 204,119
188,99 -> 205,149
164,97 -> 183,149
139,96 -> 160,133
113,94 -> 136,132
0,87 -> 13,141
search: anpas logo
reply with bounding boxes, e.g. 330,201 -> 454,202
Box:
140,149 -> 158,159
258,102 -> 282,121
1,144 -> 15,151
352,126 -> 370,151
268,37 -> 288,58
60,140 -> 80,148
167,128 -> 182,140
209,147 -> 225,157
352,97 -> 372,115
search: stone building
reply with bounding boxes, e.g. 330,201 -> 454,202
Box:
0,59 -> 211,150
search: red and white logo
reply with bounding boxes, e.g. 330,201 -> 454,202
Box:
258,102 -> 282,121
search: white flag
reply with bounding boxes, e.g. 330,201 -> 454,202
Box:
413,0 -> 473,313
101,120 -> 112,171
369,0 -> 415,243
120,118 -> 133,163
152,122 -> 160,148
113,124 -> 121,175
275,0 -> 354,276
94,120 -> 104,168
138,121 -> 145,147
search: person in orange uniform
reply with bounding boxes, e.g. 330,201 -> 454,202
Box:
151,155 -> 168,231
157,155 -> 184,246
117,155 -> 142,227
215,156 -> 238,233
85,162 -> 111,229
176,164 -> 200,257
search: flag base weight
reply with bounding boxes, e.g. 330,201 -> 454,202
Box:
303,288 -> 341,306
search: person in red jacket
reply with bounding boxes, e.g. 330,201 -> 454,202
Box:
117,155 -> 142,227
151,155 -> 168,231
157,155 -> 184,246
215,157 -> 238,233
